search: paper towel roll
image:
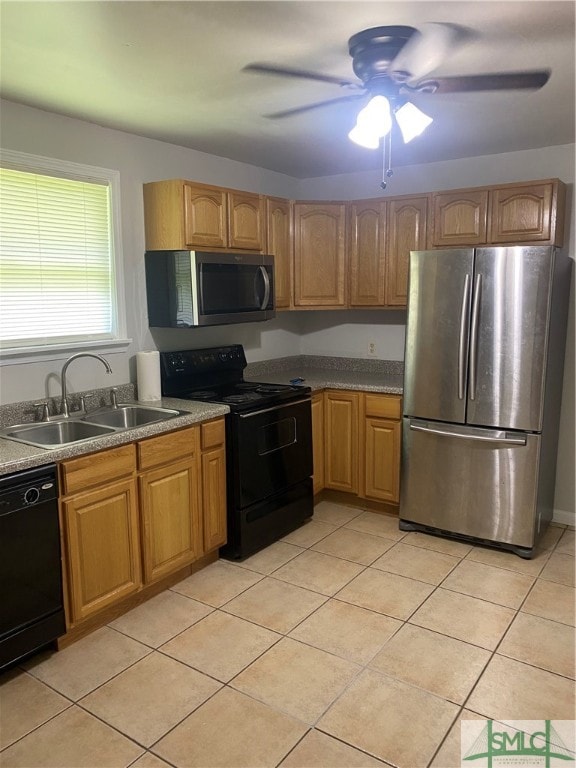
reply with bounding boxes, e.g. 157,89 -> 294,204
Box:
137,351 -> 161,401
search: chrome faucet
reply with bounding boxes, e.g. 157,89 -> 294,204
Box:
60,353 -> 113,417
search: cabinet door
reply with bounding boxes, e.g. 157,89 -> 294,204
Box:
202,445 -> 227,551
489,182 -> 557,244
349,200 -> 387,307
63,478 -> 140,624
294,203 -> 346,307
267,197 -> 293,308
324,391 -> 359,493
431,190 -> 488,247
311,393 -> 325,495
139,457 -> 203,584
183,183 -> 227,248
228,191 -> 265,251
385,196 -> 428,306
363,417 -> 401,503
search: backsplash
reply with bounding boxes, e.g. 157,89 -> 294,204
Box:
246,355 -> 404,376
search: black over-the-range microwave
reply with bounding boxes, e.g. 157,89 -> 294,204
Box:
144,250 -> 275,327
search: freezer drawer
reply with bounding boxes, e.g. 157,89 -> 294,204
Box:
400,418 -> 541,549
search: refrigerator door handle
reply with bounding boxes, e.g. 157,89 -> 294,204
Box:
458,274 -> 471,400
469,273 -> 483,400
409,422 -> 527,446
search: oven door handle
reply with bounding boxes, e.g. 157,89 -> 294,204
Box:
238,398 -> 310,418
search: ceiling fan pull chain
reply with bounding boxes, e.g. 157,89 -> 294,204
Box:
380,129 -> 394,189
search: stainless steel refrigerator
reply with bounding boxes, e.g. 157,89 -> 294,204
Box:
400,246 -> 571,557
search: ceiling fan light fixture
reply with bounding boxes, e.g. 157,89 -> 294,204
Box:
348,95 -> 392,149
395,101 -> 433,143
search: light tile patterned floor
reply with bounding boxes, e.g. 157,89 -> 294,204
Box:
1,501 -> 574,768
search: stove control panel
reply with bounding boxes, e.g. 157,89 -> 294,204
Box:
161,345 -> 247,377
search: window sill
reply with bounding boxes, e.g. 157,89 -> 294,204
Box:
0,338 -> 133,366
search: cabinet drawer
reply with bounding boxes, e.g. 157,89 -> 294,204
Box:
60,444 -> 136,495
201,418 -> 225,450
364,394 -> 401,420
138,425 -> 198,470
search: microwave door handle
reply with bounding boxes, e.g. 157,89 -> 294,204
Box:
258,265 -> 270,309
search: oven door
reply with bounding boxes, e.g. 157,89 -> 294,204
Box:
230,398 -> 313,509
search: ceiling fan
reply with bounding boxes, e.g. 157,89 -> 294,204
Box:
244,24 -> 550,152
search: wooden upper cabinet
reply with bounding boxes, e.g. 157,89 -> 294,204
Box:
489,181 -> 564,245
267,197 -> 293,308
143,180 -> 265,251
431,189 -> 488,247
227,191 -> 265,251
184,183 -> 228,248
349,199 -> 387,307
294,203 -> 347,307
385,196 -> 428,307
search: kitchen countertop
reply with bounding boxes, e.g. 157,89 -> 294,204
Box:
0,356 -> 403,478
248,367 -> 404,394
0,398 -> 229,478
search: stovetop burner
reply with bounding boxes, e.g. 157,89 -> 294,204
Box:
222,392 -> 262,404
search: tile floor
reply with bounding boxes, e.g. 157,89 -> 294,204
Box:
1,501 -> 575,768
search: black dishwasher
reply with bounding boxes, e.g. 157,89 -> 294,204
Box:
0,465 -> 66,670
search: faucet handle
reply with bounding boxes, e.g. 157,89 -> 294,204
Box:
110,387 -> 119,409
33,402 -> 50,422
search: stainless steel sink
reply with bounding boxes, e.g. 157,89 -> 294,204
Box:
82,405 -> 183,429
1,404 -> 188,450
2,420 -> 116,449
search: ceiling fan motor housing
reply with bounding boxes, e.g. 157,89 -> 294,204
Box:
348,26 -> 417,84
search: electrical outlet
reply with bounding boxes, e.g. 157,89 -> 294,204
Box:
368,342 -> 376,357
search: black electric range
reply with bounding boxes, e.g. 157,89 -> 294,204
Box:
160,345 -> 313,559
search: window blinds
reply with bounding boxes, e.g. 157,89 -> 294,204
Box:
0,167 -> 114,348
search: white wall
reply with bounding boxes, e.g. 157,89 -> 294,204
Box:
0,99 -> 300,403
0,99 -> 573,518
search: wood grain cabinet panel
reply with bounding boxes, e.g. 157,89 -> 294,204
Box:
349,199 -> 387,307
363,417 -> 401,503
266,197 -> 293,308
294,203 -> 347,307
489,182 -> 560,244
202,445 -> 227,551
385,196 -> 428,307
324,390 -> 359,493
227,191 -> 265,251
311,393 -> 325,495
183,183 -> 228,249
62,478 -> 141,623
431,189 -> 488,247
139,457 -> 203,584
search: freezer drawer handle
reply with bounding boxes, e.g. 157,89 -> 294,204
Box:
469,273 -> 482,400
458,273 -> 471,400
409,423 -> 526,446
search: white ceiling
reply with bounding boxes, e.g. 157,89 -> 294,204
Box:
1,1 -> 574,178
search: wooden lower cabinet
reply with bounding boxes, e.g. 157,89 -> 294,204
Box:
139,456 -> 202,583
324,391 -> 359,494
202,445 -> 227,551
315,390 -> 402,507
61,467 -> 141,625
311,393 -> 325,494
59,418 -> 227,632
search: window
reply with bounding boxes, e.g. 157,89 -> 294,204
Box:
0,150 -> 128,359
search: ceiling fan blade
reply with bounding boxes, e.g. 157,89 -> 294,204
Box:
414,70 -> 551,94
389,23 -> 469,82
243,63 -> 362,89
265,94 -> 366,119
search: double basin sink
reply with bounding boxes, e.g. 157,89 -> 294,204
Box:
1,405 -> 187,450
